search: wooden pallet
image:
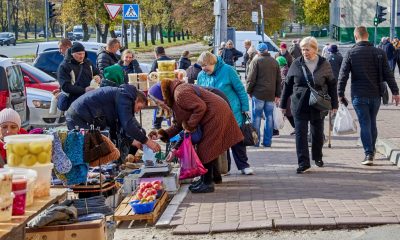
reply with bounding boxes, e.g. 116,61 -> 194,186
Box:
114,191 -> 168,225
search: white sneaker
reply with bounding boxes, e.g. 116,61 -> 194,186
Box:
241,167 -> 254,175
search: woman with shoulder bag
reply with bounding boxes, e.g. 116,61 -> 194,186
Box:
280,37 -> 338,174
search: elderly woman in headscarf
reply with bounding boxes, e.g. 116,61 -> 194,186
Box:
148,79 -> 243,193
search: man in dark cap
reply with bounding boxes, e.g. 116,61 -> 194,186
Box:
326,44 -> 343,81
57,42 -> 101,110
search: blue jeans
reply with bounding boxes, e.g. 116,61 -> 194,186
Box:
251,97 -> 274,146
352,97 -> 381,156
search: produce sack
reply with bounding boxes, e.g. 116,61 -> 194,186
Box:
333,104 -> 357,136
175,135 -> 207,180
273,105 -> 285,130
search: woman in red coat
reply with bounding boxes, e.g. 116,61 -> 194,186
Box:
0,108 -> 27,167
149,79 -> 243,193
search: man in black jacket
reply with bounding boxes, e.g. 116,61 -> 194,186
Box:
96,38 -> 121,74
57,42 -> 101,108
338,26 -> 400,166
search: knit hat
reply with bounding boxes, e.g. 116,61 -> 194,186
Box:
71,42 -> 85,53
280,42 -> 287,49
328,44 -> 338,53
103,64 -> 124,85
256,43 -> 268,53
276,56 -> 287,67
149,82 -> 164,101
0,108 -> 21,128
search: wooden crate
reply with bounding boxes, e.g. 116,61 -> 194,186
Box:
114,191 -> 168,225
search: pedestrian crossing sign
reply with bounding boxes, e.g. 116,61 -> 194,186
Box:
123,4 -> 139,20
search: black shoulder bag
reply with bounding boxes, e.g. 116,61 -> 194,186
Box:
301,65 -> 332,111
376,53 -> 389,105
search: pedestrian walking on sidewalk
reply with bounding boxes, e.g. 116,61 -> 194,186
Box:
246,43 -> 281,147
338,26 -> 400,166
197,51 -> 254,175
280,37 -> 338,174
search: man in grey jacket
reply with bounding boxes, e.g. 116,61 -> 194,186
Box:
246,43 -> 281,147
96,38 -> 121,74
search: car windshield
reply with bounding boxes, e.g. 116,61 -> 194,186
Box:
0,33 -> 8,38
6,65 -> 24,93
74,29 -> 83,33
21,63 -> 56,83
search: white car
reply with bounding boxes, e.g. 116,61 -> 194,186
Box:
26,87 -> 65,128
36,41 -> 108,56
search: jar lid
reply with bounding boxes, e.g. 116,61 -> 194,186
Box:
12,177 -> 27,191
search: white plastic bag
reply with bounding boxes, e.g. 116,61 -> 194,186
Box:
333,104 -> 357,135
273,105 -> 285,130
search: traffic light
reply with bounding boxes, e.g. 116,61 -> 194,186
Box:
48,2 -> 56,19
375,3 -> 387,26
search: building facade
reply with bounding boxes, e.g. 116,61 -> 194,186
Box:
330,0 -> 399,42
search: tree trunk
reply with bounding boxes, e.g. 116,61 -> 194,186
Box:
173,31 -> 176,42
181,29 -> 185,40
150,25 -> 156,45
186,30 -> 189,39
12,1 -> 19,40
24,21 -> 28,39
34,22 -> 37,39
110,29 -> 116,38
144,27 -> 148,46
135,21 -> 140,48
103,23 -> 109,43
159,24 -> 164,44
177,31 -> 181,41
167,28 -> 171,43
82,22 -> 89,41
50,19 -> 56,38
123,24 -> 128,49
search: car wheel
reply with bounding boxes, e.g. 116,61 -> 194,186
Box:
0,43 -> 3,46
13,42 -> 16,46
7,42 -> 10,46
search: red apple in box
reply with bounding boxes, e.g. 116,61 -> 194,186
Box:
137,192 -> 143,200
145,182 -> 152,188
153,183 -> 162,190
151,180 -> 161,186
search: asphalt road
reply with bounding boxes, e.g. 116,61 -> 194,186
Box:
0,42 -> 39,57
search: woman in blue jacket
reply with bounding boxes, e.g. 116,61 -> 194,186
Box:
197,51 -> 254,175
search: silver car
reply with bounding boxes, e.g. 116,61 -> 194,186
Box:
26,87 -> 65,128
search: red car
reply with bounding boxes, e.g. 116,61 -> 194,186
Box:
19,62 -> 59,92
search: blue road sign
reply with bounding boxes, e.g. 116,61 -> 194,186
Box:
123,4 -> 139,20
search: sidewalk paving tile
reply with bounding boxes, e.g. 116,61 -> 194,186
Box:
210,222 -> 239,233
166,96 -> 400,231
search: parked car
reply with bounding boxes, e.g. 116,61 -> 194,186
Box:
114,30 -> 122,37
33,49 -> 151,77
73,25 -> 84,40
0,32 -> 16,46
67,32 -> 76,41
38,31 -> 46,38
33,50 -> 98,78
19,62 -> 59,92
36,41 -> 108,56
26,87 -> 65,128
0,57 -> 29,127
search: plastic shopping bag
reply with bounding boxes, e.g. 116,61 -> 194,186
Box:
175,135 -> 207,180
333,104 -> 357,135
273,105 -> 285,130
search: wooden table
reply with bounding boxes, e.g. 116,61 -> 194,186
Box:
0,188 -> 67,240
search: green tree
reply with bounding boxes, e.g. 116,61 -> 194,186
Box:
303,0 -> 329,26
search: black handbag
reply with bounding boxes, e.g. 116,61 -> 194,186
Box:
301,65 -> 332,111
377,54 -> 389,105
84,128 -> 112,163
240,113 -> 259,146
